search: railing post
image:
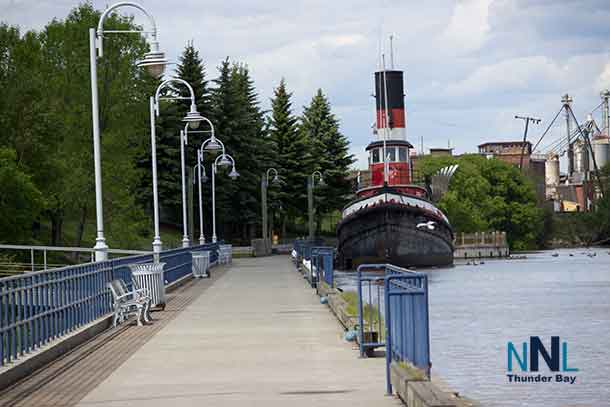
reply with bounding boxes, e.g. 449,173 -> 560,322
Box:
384,272 -> 393,395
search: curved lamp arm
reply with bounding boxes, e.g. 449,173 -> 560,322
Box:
201,135 -> 225,155
214,153 -> 235,167
96,2 -> 158,57
154,77 -> 196,116
266,168 -> 278,180
183,118 -> 214,145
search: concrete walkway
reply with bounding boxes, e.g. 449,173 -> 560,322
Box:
77,256 -> 401,407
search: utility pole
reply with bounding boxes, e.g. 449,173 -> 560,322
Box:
562,94 -> 574,177
514,115 -> 541,171
601,89 -> 610,135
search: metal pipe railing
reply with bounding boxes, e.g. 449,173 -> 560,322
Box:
0,243 -> 220,367
0,244 -> 152,273
355,263 -> 430,395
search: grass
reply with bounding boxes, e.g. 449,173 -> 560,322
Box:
398,361 -> 428,381
340,291 -> 384,335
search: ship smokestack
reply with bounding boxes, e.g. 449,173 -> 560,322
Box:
375,70 -> 406,141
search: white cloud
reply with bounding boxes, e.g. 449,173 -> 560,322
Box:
2,0 -> 610,158
441,0 -> 493,54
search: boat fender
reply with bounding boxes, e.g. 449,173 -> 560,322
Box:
344,330 -> 358,342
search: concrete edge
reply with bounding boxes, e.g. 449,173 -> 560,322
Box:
318,281 -> 359,331
391,362 -> 480,407
0,265 -> 224,392
311,270 -> 479,407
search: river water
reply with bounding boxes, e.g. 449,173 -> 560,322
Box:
336,248 -> 610,406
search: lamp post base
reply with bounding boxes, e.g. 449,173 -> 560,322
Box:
93,238 -> 109,262
152,238 -> 163,263
182,237 -> 190,248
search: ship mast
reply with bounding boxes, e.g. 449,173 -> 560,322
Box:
382,54 -> 391,185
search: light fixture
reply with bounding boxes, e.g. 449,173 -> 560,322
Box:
136,43 -> 168,79
219,155 -> 232,167
229,168 -> 240,179
183,105 -> 204,129
204,138 -> 222,152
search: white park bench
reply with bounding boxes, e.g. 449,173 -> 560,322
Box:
108,279 -> 153,327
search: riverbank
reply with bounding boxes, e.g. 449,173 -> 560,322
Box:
309,265 -> 477,407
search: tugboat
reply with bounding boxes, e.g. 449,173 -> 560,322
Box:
336,63 -> 454,269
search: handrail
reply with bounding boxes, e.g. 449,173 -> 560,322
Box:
0,244 -> 151,255
355,263 -> 430,395
0,243 -> 220,367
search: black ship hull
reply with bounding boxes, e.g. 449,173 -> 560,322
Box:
337,197 -> 454,270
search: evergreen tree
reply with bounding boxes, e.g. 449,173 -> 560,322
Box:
229,63 -> 267,241
300,89 -> 354,220
207,59 -> 239,241
268,79 -> 311,235
176,41 -> 211,119
151,98 -> 183,224
205,59 -> 267,243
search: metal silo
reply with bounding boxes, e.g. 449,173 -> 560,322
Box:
592,136 -> 610,169
573,139 -> 589,174
545,153 -> 560,199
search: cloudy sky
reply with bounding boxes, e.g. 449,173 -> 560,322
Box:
3,0 -> 610,169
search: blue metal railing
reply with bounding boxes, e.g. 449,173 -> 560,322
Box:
356,264 -> 386,357
311,247 -> 334,288
293,238 -> 324,262
0,262 -> 113,366
160,243 -> 218,285
356,264 -> 430,395
0,243 -> 219,367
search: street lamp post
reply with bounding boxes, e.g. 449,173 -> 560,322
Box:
210,153 -> 239,243
261,168 -> 280,240
90,1 -> 168,261
308,171 -> 325,240
150,78 -> 204,257
181,118 -> 217,247
193,149 -> 209,245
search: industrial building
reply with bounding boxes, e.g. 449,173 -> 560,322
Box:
541,92 -> 610,212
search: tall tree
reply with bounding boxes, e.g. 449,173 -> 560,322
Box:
176,41 -> 211,122
0,4 -> 155,247
0,148 -> 42,243
268,79 -> 311,235
228,63 -> 267,241
205,59 -> 267,243
206,59 -> 237,241
300,89 -> 354,224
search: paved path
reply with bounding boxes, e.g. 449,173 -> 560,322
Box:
77,255 -> 401,407
0,266 -> 229,407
